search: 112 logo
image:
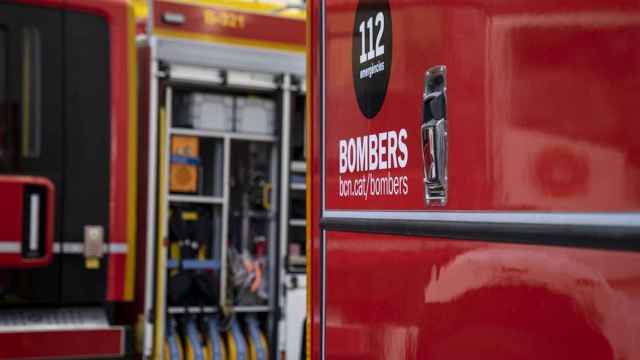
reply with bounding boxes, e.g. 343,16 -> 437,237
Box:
358,12 -> 385,64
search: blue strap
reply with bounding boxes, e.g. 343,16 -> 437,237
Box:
167,318 -> 181,360
171,155 -> 201,165
167,259 -> 221,270
245,315 -> 266,360
207,317 -> 223,360
185,318 -> 204,360
231,317 -> 247,360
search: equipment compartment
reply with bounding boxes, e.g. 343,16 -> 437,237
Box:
174,92 -> 234,132
235,96 -> 276,135
154,69 -> 284,359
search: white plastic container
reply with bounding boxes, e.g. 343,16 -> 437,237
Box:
176,93 -> 234,131
235,97 -> 276,135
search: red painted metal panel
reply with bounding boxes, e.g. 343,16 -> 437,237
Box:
308,0 -> 322,358
310,1 -> 640,360
153,0 -> 306,50
321,0 -> 640,212
0,327 -> 124,359
325,231 -> 640,360
134,44 -> 151,314
108,253 -> 127,299
0,182 -> 24,248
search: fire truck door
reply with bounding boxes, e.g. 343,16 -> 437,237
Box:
0,3 -> 63,303
0,4 -> 112,304
315,0 -> 640,358
58,10 -> 111,304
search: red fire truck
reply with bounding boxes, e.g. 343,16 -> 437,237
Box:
308,0 -> 640,359
137,1 -> 307,359
0,0 -> 307,359
0,0 -> 137,358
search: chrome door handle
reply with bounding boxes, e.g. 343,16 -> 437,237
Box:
421,65 -> 447,206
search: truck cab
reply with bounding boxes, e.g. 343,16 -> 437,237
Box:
0,1 -> 136,358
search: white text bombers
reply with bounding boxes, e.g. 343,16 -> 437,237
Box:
339,129 -> 408,174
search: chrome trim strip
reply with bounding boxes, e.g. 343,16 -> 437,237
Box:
143,39 -> 160,358
220,136 -> 231,310
109,243 -> 129,254
0,240 -> 129,255
52,243 -> 128,254
322,211 -> 640,227
321,213 -> 640,252
61,243 -> 82,253
219,138 -> 231,307
278,74 -> 292,330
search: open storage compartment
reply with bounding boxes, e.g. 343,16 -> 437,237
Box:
141,3 -> 306,358
154,69 -> 284,360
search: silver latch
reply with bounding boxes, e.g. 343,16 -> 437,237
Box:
84,225 -> 104,269
421,65 -> 448,206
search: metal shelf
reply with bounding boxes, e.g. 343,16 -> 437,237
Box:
166,259 -> 220,270
232,306 -> 271,313
290,161 -> 306,173
170,127 -> 277,143
290,183 -> 306,191
232,210 -> 275,220
289,218 -> 306,227
167,306 -> 218,315
247,210 -> 275,219
288,255 -> 306,267
168,194 -> 224,204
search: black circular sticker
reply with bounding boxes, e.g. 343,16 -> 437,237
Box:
352,0 -> 392,119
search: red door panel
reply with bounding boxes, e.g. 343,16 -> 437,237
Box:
0,327 -> 125,359
325,231 -> 640,360
311,0 -> 640,359
322,0 -> 640,212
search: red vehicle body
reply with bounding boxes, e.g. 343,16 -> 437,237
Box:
308,0 -> 640,359
0,0 -> 137,358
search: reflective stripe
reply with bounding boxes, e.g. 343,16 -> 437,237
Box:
0,243 -> 129,255
110,243 -> 128,254
0,242 -> 21,254
61,243 -> 83,254
52,243 -> 129,254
